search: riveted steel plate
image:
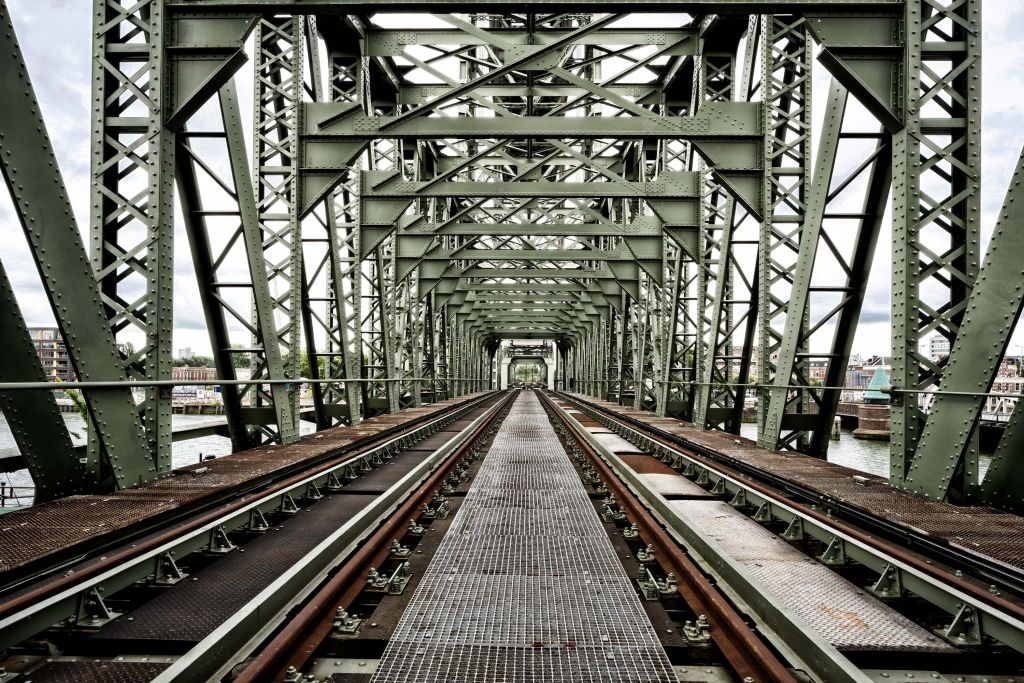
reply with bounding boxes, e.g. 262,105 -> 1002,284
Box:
636,473 -> 714,498
372,391 -> 676,682
668,500 -> 954,652
591,433 -> 647,455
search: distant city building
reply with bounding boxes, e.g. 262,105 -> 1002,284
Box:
177,347 -> 193,359
28,327 -> 74,382
863,368 -> 891,405
808,360 -> 828,383
172,366 -> 216,383
928,335 -> 950,361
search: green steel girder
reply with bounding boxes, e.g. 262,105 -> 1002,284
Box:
364,28 -> 699,55
361,171 -> 701,200
91,0 -> 177,479
168,1 -> 905,11
759,77 -> 892,457
165,14 -> 258,128
250,16 -> 303,440
889,0 -> 981,489
692,16 -> 760,432
298,15 -> 363,426
176,81 -> 298,446
0,259 -> 85,501
805,13 -> 903,131
300,105 -> 762,214
303,101 -> 756,140
395,218 -> 662,237
909,146 -> 1024,503
2,2 -> 152,491
397,83 -> 665,104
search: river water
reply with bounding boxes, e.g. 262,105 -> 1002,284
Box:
739,423 -> 992,480
0,415 -> 990,507
0,414 -> 314,507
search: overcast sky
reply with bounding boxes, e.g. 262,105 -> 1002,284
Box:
3,2 -> 1024,359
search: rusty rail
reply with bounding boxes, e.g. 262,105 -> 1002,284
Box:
538,391 -> 799,683
0,394 -> 496,620
233,390 -> 518,683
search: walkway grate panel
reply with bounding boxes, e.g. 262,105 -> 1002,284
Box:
371,391 -> 677,682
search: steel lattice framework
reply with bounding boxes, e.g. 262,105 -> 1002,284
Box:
3,0 -> 1023,513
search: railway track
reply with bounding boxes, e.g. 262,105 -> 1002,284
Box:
549,391 -> 1024,680
0,391 -> 512,682
4,389 -> 1024,682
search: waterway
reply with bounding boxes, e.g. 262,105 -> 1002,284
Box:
740,423 -> 993,480
0,414 -> 314,507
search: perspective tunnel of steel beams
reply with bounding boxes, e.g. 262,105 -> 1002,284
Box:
0,0 -> 1021,515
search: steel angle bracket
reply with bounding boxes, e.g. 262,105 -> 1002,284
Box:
804,14 -> 903,132
165,14 -> 259,129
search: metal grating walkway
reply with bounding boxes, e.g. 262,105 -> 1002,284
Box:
371,391 -> 678,683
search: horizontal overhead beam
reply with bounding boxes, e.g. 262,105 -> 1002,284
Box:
303,102 -> 760,140
399,221 -> 653,236
399,84 -> 663,103
440,248 -> 625,261
366,28 -> 697,53
363,173 -> 699,199
168,1 -> 902,13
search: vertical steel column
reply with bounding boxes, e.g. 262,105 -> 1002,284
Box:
252,16 -> 302,441
422,294 -> 438,403
363,237 -> 399,413
757,15 -> 812,449
90,0 -> 175,477
298,17 -> 363,426
693,18 -> 759,433
890,0 -> 981,488
435,301 -> 450,400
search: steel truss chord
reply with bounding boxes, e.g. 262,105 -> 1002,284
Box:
299,16 -> 363,426
693,16 -> 760,433
890,0 -> 982,494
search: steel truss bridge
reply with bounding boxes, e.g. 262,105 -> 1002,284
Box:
0,0 -> 1018,513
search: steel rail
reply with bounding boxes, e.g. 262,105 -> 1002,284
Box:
153,390 -> 518,682
231,390 -> 520,682
0,393 -> 500,650
537,391 -> 800,683
556,392 -> 1024,656
0,393 -> 493,595
564,391 -> 1024,591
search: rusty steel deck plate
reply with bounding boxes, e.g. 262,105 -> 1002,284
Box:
0,394 -> 488,577
90,493 -> 383,647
